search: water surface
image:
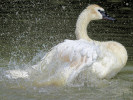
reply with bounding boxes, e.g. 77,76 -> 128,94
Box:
0,1 -> 133,100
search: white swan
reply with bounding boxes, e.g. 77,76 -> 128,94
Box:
32,4 -> 128,86
6,4 -> 128,86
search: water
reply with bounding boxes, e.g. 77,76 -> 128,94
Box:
0,1 -> 133,100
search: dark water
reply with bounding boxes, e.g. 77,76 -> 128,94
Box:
0,1 -> 133,100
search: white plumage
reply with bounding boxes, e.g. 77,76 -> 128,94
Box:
54,39 -> 99,65
33,39 -> 101,85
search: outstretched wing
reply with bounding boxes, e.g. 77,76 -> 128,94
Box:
39,39 -> 100,70
30,39 -> 101,85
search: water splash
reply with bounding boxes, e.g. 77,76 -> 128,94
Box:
0,47 -> 108,88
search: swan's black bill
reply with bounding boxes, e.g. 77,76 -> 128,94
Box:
98,10 -> 115,21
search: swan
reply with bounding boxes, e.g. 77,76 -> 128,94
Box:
6,4 -> 128,86
31,4 -> 128,86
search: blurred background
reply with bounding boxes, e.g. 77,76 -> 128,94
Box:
0,0 -> 133,65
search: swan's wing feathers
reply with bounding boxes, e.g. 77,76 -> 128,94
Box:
34,39 -> 100,80
53,39 -> 100,67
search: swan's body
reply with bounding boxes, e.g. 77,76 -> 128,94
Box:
6,4 -> 127,86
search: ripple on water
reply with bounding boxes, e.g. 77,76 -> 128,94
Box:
0,61 -> 133,100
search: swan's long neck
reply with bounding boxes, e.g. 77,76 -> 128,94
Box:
75,9 -> 92,41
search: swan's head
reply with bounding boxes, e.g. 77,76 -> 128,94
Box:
86,4 -> 115,21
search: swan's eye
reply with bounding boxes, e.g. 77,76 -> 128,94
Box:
98,10 -> 101,12
98,10 -> 104,13
98,10 -> 107,16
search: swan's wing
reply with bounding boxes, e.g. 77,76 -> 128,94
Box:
30,39 -> 101,85
41,39 -> 100,69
